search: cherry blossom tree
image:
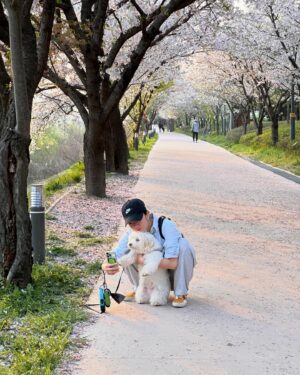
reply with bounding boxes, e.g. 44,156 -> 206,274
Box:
43,0 -> 220,197
246,0 -> 300,83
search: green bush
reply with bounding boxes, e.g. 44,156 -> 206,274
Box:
44,161 -> 84,197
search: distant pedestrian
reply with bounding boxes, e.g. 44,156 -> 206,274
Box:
158,121 -> 165,133
191,117 -> 200,142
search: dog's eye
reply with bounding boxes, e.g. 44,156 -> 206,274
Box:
135,238 -> 140,242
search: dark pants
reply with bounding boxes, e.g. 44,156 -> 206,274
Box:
192,131 -> 198,142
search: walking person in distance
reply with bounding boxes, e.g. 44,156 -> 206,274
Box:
191,117 -> 200,142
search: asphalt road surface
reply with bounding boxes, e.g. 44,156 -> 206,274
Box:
73,132 -> 300,375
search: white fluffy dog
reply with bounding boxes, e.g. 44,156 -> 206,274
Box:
118,231 -> 170,306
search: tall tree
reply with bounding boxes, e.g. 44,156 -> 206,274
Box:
0,0 -> 55,287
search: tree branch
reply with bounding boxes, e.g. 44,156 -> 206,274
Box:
0,1 -> 9,45
91,0 -> 109,52
104,2 -> 172,69
35,0 -> 56,86
121,87 -> 143,121
152,12 -> 193,46
44,67 -> 89,127
101,0 -> 198,124
52,38 -> 87,87
58,0 -> 87,55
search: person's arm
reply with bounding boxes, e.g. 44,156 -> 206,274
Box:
135,219 -> 181,269
136,255 -> 178,270
159,257 -> 178,269
161,219 -> 181,258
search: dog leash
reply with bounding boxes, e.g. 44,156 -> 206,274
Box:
84,269 -> 125,314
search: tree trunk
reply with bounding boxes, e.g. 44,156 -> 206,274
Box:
84,43 -> 106,196
105,117 -> 115,173
105,106 -> 128,174
1,0 -> 32,286
0,0 -> 55,286
102,75 -> 115,173
271,116 -> 279,145
266,106 -> 279,145
216,116 -> 219,134
185,112 -> 189,127
256,106 -> 265,135
102,71 -> 128,175
113,108 -> 128,174
84,128 -> 106,197
257,121 -> 263,135
0,127 -> 32,287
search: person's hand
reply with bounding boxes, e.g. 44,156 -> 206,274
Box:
136,254 -> 144,265
101,261 -> 120,275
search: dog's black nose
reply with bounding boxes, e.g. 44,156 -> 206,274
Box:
128,243 -> 132,247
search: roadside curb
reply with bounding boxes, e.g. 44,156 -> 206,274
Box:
45,187 -> 76,214
198,136 -> 300,185
238,156 -> 300,185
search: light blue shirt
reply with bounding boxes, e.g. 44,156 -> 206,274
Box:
192,120 -> 200,132
114,214 -> 182,259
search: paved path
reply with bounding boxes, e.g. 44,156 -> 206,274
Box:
73,133 -> 300,375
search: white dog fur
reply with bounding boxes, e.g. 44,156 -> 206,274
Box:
118,231 -> 170,306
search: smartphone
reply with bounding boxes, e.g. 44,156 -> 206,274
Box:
106,251 -> 117,264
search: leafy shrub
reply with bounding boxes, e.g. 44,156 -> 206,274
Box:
226,126 -> 247,143
44,161 -> 84,197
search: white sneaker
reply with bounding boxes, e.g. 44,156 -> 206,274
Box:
172,295 -> 187,308
124,291 -> 135,301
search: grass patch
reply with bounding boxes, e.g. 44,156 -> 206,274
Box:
73,231 -> 93,239
177,122 -> 300,176
73,259 -> 88,266
77,238 -> 103,246
45,213 -> 57,221
83,225 -> 94,231
0,263 -> 89,374
48,245 -> 77,257
47,233 -> 63,242
129,133 -> 158,164
44,161 -> 84,198
77,235 -> 115,247
85,261 -> 102,275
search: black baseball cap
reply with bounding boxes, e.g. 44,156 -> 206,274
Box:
121,198 -> 147,225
